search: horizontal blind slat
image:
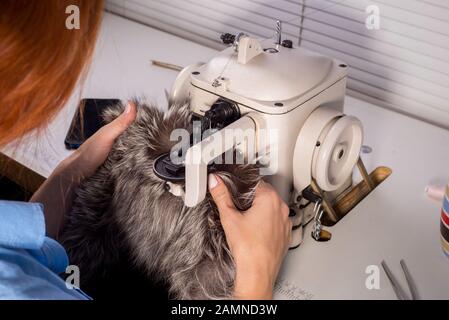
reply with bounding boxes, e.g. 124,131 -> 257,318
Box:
303,18 -> 449,67
418,0 -> 449,10
218,0 -> 301,24
303,10 -> 449,57
117,1 -> 225,48
129,0 -> 264,39
349,69 -> 449,110
347,84 -> 449,127
301,29 -> 449,78
183,0 -> 298,37
300,39 -> 449,101
304,2 -> 449,49
307,0 -> 449,35
373,0 -> 449,21
301,38 -> 449,88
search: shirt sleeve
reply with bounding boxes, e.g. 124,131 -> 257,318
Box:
0,200 -> 45,249
0,200 -> 90,300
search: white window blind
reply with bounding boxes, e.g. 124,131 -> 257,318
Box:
105,0 -> 449,129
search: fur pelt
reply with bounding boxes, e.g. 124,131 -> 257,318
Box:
60,100 -> 261,299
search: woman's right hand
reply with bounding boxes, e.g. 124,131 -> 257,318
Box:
208,174 -> 292,299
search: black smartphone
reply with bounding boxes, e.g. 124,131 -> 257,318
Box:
64,98 -> 121,150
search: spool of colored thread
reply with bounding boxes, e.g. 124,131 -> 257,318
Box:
440,184 -> 449,259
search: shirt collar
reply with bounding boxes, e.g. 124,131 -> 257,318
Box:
0,200 -> 45,249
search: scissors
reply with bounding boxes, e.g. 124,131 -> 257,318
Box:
381,259 -> 419,300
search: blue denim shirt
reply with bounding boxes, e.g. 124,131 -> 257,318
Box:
0,200 -> 90,300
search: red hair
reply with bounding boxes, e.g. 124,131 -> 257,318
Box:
0,0 -> 104,146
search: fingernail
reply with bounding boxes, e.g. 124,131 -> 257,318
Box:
124,103 -> 132,114
208,174 -> 218,189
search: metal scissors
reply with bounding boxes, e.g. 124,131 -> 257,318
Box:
381,259 -> 419,300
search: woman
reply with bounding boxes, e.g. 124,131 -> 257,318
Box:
0,0 -> 291,299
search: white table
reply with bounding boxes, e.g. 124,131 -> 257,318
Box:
276,97 -> 449,299
3,12 -> 449,300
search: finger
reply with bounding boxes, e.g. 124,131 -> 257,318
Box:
208,173 -> 238,218
98,101 -> 137,142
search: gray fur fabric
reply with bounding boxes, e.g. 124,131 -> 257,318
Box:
60,100 -> 261,299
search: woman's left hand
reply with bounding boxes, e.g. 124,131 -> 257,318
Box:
31,101 -> 137,238
63,101 -> 137,181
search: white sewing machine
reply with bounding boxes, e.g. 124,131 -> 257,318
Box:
156,22 -> 390,248
155,22 -> 390,248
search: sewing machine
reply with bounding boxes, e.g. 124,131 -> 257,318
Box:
153,21 -> 391,248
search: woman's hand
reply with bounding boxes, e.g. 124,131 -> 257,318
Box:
62,102 -> 137,182
208,174 -> 292,299
31,102 -> 137,238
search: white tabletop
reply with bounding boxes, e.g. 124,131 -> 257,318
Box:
276,97 -> 449,300
3,12 -> 449,300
